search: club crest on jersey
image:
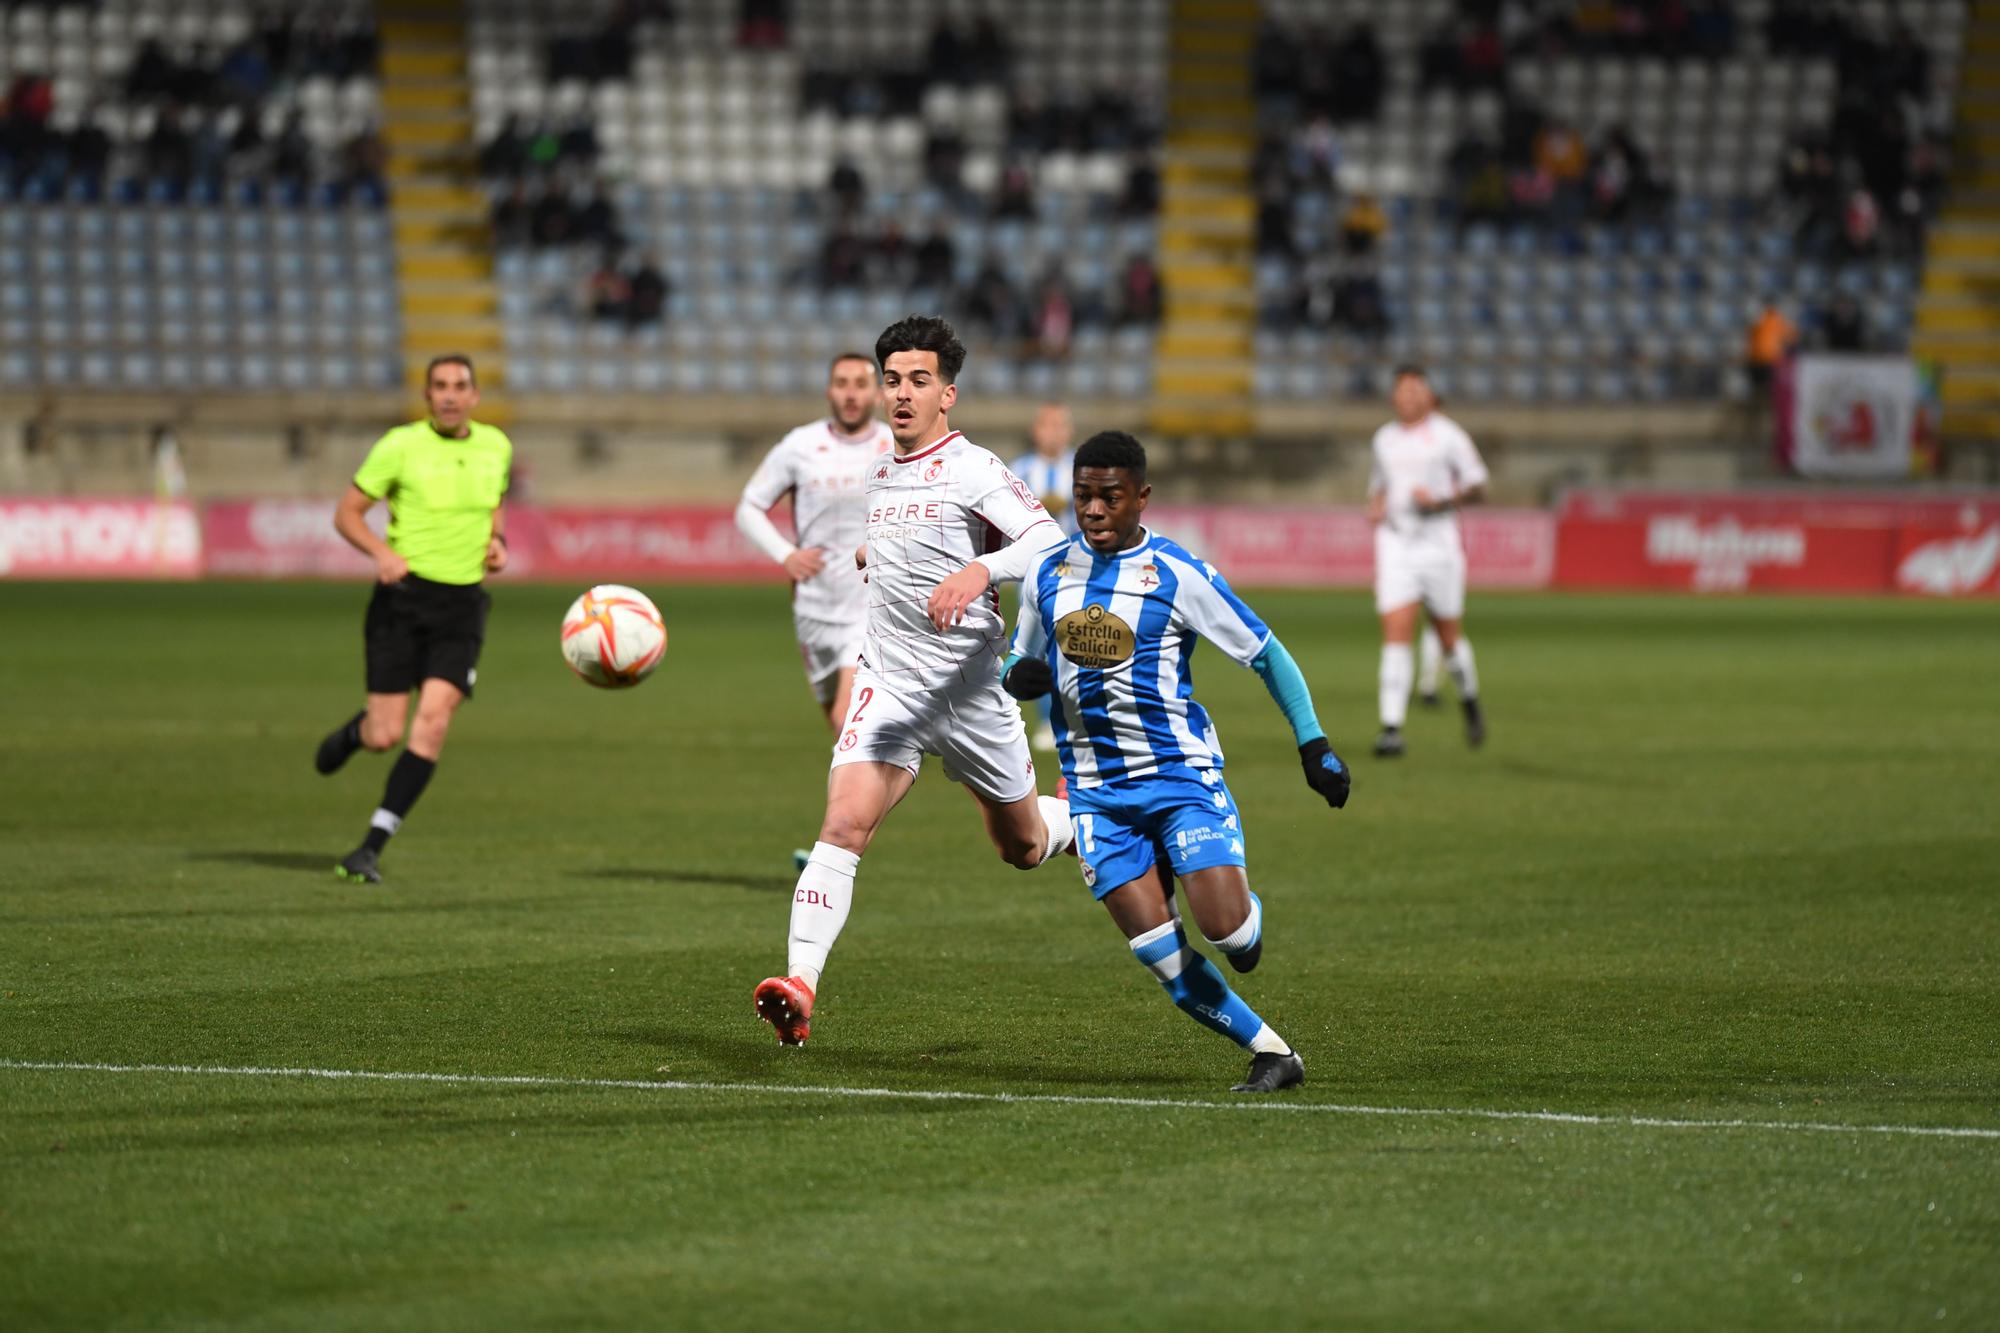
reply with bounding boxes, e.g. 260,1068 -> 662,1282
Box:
1055,602 -> 1135,669
1137,563 -> 1159,590
924,458 -> 945,483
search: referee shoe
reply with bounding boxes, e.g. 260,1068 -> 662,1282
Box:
334,844 -> 383,884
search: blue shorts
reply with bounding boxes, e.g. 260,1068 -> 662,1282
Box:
1067,767 -> 1247,900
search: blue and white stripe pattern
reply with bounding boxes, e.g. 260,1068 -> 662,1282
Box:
1013,529 -> 1272,789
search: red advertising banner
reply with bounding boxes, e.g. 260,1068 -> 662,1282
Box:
1149,506 -> 1553,589
511,505 -> 791,582
0,497 -> 202,578
1554,489 -> 2000,596
202,498 -> 377,577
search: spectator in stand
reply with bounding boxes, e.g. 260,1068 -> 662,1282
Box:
127,40 -> 176,100
492,179 -> 533,248
218,32 -> 273,102
1745,297 -> 1797,394
1817,294 -> 1868,352
1119,149 -> 1160,217
271,109 -> 314,190
913,226 -> 956,290
68,108 -> 111,194
144,104 -> 195,192
818,221 -> 866,289
627,252 -> 670,327
967,14 -> 1012,86
531,185 -> 575,247
1841,187 -> 1881,259
1116,253 -> 1163,327
992,158 -> 1036,220
340,124 -> 387,202
190,110 -> 229,191
828,157 -> 866,216
1329,22 -> 1386,123
587,251 -> 633,322
1032,265 -> 1076,360
1335,269 -> 1388,340
738,0 -> 789,50
573,180 -> 622,248
558,116 -> 600,171
1688,0 -> 1737,58
480,114 -> 529,180
1340,193 -> 1388,258
923,124 -> 965,194
872,219 -> 911,286
964,254 -> 1024,338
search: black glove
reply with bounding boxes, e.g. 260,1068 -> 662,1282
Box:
1299,737 -> 1351,809
1002,656 -> 1054,701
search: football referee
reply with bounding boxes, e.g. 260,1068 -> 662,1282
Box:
314,354 -> 513,883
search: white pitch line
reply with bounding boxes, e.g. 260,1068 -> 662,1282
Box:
3,1059 -> 1997,1142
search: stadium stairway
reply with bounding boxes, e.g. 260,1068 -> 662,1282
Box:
377,0 -> 505,399
1148,0 -> 1258,439
1917,3 -> 2000,444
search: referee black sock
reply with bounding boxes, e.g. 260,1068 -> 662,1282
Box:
363,751 -> 436,853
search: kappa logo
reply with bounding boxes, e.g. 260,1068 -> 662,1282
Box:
874,466 -> 889,480
1212,792 -> 1227,809
1054,560 -> 1071,578
1199,769 -> 1219,785
1223,814 -> 1237,830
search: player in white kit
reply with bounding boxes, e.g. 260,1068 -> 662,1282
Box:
1008,401 -> 1078,752
734,353 -> 892,731
754,316 -> 1075,1046
1367,365 -> 1489,757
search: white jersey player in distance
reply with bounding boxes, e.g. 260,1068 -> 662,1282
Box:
734,352 -> 892,730
754,315 -> 1075,1047
1367,365 -> 1489,757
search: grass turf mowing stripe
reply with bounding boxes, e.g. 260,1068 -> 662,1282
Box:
7,1058 -> 1999,1141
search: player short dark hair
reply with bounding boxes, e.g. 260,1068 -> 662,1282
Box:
1392,362 -> 1428,383
828,351 -> 877,377
875,315 -> 966,383
1074,430 -> 1147,482
425,353 -> 477,387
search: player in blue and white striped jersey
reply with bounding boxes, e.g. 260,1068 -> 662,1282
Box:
1001,431 -> 1353,1094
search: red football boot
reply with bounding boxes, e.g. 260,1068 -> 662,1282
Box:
753,975 -> 815,1046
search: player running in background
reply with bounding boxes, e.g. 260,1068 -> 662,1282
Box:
734,353 -> 892,733
1002,431 -> 1352,1093
313,355 -> 511,883
1367,365 -> 1488,757
754,315 -> 1074,1047
1008,401 -> 1078,752
1416,620 -> 1454,709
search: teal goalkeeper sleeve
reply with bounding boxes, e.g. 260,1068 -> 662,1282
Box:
1251,638 -> 1325,747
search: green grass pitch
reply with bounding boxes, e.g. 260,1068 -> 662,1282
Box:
1,580 -> 1996,1331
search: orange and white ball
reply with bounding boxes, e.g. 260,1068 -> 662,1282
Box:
559,585 -> 667,688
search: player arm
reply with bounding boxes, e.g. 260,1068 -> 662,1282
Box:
736,446 -> 824,580
1253,638 -> 1351,809
1000,576 -> 1053,699
1425,429 -> 1490,514
334,482 -> 406,584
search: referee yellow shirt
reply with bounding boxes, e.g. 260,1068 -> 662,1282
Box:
353,420 -> 513,585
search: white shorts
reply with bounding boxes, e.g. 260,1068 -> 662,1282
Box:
796,616 -> 863,705
828,669 -> 1037,805
1375,533 -> 1467,619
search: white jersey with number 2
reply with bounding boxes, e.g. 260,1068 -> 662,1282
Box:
860,429 -> 1052,692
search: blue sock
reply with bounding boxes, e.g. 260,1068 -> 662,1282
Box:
1129,920 -> 1272,1050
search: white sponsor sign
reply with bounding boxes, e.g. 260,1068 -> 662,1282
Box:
1791,354 -> 1918,479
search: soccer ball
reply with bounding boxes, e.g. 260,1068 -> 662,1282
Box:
560,585 -> 667,688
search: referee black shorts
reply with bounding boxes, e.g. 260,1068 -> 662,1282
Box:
364,574 -> 492,699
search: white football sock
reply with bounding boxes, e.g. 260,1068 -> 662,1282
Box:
1379,643 -> 1413,728
1204,892 -> 1261,955
787,840 -> 859,992
1248,1023 -> 1293,1056
1417,624 -> 1443,695
1445,636 -> 1479,701
1037,794 -> 1073,864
